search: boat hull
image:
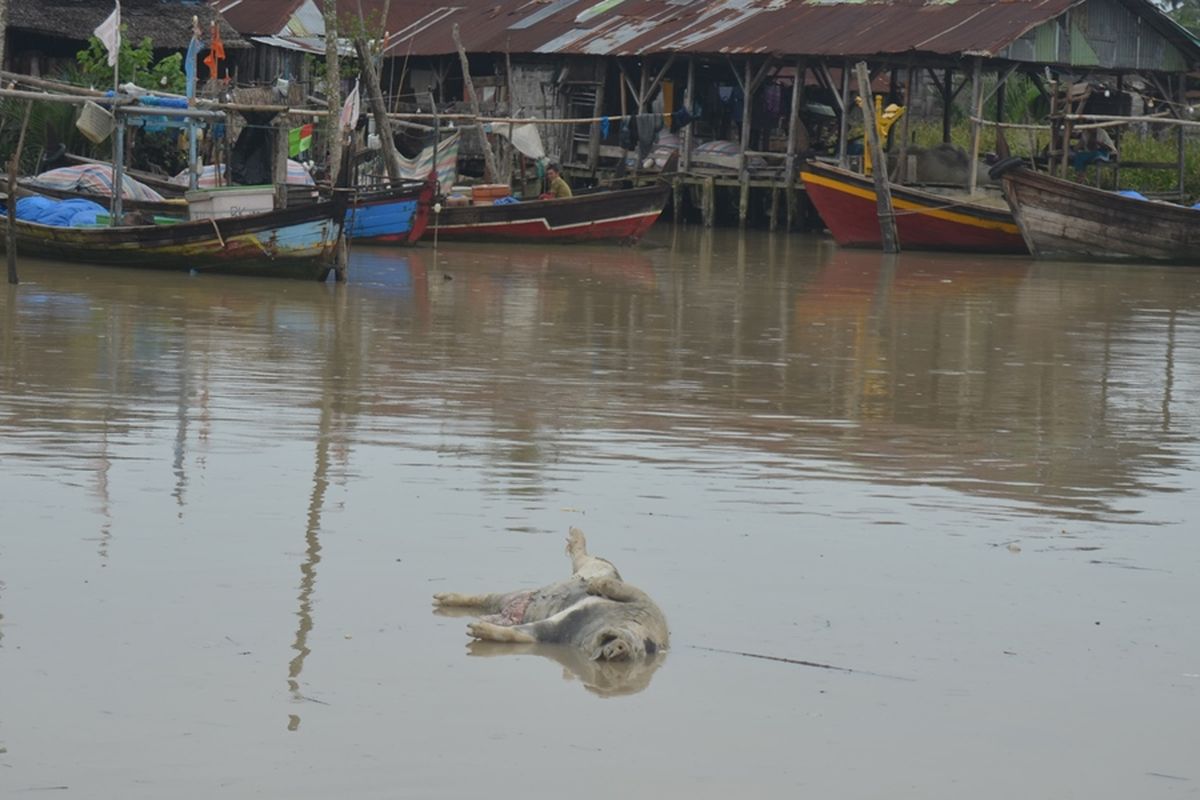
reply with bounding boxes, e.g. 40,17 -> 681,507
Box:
995,164 -> 1200,263
431,184 -> 669,244
343,179 -> 435,245
801,162 -> 1027,254
4,198 -> 346,280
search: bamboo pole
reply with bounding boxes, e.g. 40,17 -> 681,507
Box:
6,100 -> 33,285
968,57 -> 983,194
785,57 -> 804,231
837,60 -> 850,168
897,61 -> 913,182
855,61 -> 898,254
452,23 -> 500,183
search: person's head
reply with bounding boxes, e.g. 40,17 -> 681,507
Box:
547,162 -> 561,180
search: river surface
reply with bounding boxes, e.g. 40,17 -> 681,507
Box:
2,229 -> 1198,798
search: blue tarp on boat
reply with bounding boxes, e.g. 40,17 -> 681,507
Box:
1,196 -> 109,227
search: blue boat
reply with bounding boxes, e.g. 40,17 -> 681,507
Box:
342,178 -> 436,245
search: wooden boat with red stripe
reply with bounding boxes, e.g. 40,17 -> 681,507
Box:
800,161 -> 1027,254
430,183 -> 670,244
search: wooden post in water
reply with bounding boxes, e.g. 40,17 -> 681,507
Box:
701,175 -> 715,228
855,61 -> 899,254
738,59 -> 753,226
452,23 -> 501,184
6,163 -> 17,284
785,57 -> 804,231
6,99 -> 33,285
111,111 -> 126,225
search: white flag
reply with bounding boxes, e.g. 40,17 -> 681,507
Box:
94,3 -> 121,67
339,79 -> 360,131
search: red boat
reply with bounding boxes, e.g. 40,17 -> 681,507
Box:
429,183 -> 669,244
800,161 -> 1027,254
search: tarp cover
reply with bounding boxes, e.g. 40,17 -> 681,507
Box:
8,196 -> 108,227
29,164 -> 165,202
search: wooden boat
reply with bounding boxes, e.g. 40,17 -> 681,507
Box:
800,160 -> 1027,254
989,158 -> 1200,263
343,178 -> 436,245
17,174 -> 434,245
430,183 -> 670,244
2,195 -> 348,280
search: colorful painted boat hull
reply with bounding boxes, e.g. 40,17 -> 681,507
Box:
431,184 -> 670,244
343,179 -> 435,245
3,197 -> 347,280
801,161 -> 1027,254
992,161 -> 1200,263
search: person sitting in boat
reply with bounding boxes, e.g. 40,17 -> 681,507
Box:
541,162 -> 573,200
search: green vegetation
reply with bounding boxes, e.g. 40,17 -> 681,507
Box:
0,34 -> 187,175
76,35 -> 186,95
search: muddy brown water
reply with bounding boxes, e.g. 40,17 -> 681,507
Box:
2,230 -> 1198,798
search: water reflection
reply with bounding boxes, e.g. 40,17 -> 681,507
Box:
1,240 -> 1198,528
466,641 -> 666,698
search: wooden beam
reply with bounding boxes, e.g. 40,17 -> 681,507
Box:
784,57 -> 805,207
739,58 -> 754,225
855,61 -> 898,253
452,23 -> 501,183
681,55 -> 696,173
838,60 -> 851,167
355,36 -> 404,183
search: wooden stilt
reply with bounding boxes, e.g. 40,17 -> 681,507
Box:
673,176 -> 683,224
738,59 -> 753,226
702,175 -> 715,227
968,57 -> 983,194
274,123 -> 290,209
784,57 -> 804,231
452,23 -> 501,183
681,56 -> 695,173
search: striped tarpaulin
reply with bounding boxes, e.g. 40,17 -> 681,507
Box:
29,165 -> 166,202
395,132 -> 459,194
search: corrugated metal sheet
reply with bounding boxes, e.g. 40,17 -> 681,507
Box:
216,0 -> 1198,69
212,0 -> 311,37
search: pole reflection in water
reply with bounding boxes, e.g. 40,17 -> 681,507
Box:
0,235 -> 1199,797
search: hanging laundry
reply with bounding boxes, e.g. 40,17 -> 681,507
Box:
670,106 -> 694,133
636,113 -> 661,161
600,116 -> 610,139
619,117 -> 637,151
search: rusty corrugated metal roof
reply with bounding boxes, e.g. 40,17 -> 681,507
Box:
343,0 -> 1078,58
323,0 -> 1197,68
212,0 -> 311,37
